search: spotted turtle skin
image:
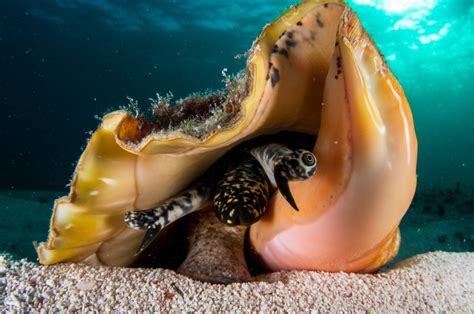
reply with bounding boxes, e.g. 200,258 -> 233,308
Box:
213,154 -> 271,226
248,143 -> 317,211
124,143 -> 317,254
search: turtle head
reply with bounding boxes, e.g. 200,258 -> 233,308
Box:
274,150 -> 317,211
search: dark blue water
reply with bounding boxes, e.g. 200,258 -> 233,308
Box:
0,1 -> 472,261
1,0 -> 473,191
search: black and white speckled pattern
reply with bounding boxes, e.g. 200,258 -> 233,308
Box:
248,144 -> 317,211
124,180 -> 213,232
124,177 -> 216,254
247,143 -> 293,188
274,149 -> 317,181
213,155 -> 271,226
249,144 -> 316,186
124,143 -> 317,252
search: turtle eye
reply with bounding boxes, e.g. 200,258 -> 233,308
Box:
302,152 -> 315,166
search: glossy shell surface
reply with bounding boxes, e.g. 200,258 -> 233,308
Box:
37,0 -> 417,272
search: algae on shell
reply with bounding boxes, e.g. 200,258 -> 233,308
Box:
37,0 -> 417,278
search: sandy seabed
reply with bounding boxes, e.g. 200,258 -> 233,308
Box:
1,251 -> 472,312
0,188 -> 473,311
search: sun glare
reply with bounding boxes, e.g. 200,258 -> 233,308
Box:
352,0 -> 437,14
352,0 -> 448,45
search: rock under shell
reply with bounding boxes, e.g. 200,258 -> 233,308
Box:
36,0 -> 417,279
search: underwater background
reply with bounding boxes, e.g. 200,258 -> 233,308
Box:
0,1 -> 472,262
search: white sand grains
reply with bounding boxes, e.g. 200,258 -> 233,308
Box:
0,251 -> 472,312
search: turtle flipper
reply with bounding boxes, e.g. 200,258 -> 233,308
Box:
124,207 -> 167,254
124,208 -> 166,230
125,181 -> 213,253
135,226 -> 162,255
274,168 -> 299,211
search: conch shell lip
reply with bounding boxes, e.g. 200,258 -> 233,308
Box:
37,0 -> 417,276
249,5 -> 417,273
113,0 -> 347,156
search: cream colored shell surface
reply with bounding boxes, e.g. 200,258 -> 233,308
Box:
37,0 -> 417,273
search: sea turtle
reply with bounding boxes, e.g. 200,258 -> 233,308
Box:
125,143 -> 317,254
36,1 -> 417,274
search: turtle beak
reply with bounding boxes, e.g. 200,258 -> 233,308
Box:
274,166 -> 299,211
135,226 -> 161,255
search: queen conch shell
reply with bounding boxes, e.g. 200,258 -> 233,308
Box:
37,0 -> 417,273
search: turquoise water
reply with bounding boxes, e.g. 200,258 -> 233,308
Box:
0,0 -> 472,191
349,0 -> 474,190
0,1 -> 472,262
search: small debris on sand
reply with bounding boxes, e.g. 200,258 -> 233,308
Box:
0,252 -> 472,312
